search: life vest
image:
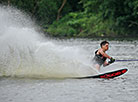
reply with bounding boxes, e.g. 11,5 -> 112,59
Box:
93,50 -> 107,66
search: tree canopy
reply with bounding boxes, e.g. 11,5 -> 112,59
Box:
1,0 -> 138,38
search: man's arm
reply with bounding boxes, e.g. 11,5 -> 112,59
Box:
99,49 -> 111,59
103,58 -> 115,67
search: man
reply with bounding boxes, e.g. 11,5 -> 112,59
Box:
93,41 -> 115,71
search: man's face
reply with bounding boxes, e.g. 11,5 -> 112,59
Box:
102,43 -> 109,51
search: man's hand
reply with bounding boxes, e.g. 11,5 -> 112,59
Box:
108,57 -> 115,64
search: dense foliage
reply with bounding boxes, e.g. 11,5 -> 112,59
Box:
1,0 -> 138,37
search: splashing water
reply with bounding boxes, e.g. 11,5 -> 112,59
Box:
0,6 -> 97,78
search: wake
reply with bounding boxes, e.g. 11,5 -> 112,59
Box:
0,6 -> 97,78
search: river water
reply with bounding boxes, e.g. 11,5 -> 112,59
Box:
0,40 -> 138,102
0,6 -> 138,102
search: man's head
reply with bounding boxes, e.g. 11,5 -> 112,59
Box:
100,41 -> 109,51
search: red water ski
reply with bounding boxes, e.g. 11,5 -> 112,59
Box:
77,68 -> 128,79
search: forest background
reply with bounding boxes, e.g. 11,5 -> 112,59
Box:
0,0 -> 138,38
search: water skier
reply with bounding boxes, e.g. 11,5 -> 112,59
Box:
93,41 -> 115,71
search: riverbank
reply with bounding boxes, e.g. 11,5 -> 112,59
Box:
45,34 -> 138,41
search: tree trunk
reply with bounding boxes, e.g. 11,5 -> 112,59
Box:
8,0 -> 10,6
57,0 -> 67,21
32,0 -> 39,17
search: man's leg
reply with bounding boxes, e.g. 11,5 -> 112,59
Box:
94,64 -> 100,71
103,61 -> 109,67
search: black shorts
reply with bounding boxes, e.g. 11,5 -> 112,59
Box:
93,55 -> 105,66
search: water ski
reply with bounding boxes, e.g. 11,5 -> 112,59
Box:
76,68 -> 128,79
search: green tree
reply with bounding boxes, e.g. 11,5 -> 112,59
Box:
0,0 -> 137,37
100,0 -> 138,36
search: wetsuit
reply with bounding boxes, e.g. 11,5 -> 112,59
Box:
93,50 -> 107,66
